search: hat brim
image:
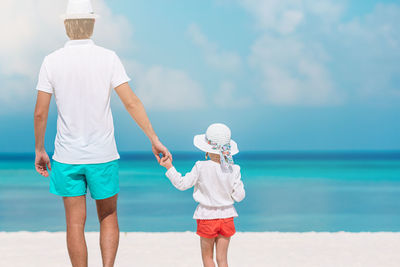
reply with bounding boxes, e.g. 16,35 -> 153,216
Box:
61,14 -> 99,20
193,134 -> 239,155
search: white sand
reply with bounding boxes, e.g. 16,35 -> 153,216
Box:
1,232 -> 399,267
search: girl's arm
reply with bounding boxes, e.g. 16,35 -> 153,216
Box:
164,162 -> 200,191
232,167 -> 245,202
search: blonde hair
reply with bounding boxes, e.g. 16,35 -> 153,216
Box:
64,19 -> 95,40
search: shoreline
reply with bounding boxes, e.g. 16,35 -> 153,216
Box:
2,230 -> 400,234
2,232 -> 399,266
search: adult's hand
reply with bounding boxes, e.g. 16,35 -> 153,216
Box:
151,137 -> 172,163
35,150 -> 51,177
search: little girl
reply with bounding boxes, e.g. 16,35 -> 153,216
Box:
160,123 -> 245,267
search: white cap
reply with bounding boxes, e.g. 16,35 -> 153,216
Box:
61,0 -> 99,20
193,123 -> 239,155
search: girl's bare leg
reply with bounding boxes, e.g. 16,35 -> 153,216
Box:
200,237 -> 216,267
215,235 -> 230,267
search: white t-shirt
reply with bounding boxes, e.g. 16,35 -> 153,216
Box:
165,160 -> 245,219
36,39 -> 130,164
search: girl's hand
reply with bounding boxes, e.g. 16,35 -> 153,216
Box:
160,155 -> 173,170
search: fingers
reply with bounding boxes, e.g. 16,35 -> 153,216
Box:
35,164 -> 41,174
161,154 -> 171,162
152,141 -> 172,163
154,153 -> 161,163
160,156 -> 168,164
161,147 -> 172,161
152,147 -> 161,162
35,164 -> 49,177
35,151 -> 51,177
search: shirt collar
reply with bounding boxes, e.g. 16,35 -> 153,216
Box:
64,39 -> 95,48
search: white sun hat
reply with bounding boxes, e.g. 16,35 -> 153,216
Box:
61,0 -> 99,20
193,123 -> 239,156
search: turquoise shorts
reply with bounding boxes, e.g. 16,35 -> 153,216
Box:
50,160 -> 119,200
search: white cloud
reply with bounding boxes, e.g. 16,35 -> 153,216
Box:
243,1 -> 400,106
125,61 -> 206,110
237,0 -> 304,34
232,0 -> 344,106
0,1 -> 63,78
92,1 -> 133,51
236,0 -> 344,34
186,24 -> 246,108
306,1 -> 344,22
210,0 -> 400,106
280,10 -> 304,34
339,4 -> 400,49
187,24 -> 241,72
250,35 -> 342,105
337,4 -> 400,102
214,81 -> 252,108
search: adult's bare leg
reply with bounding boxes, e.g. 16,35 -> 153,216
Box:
96,194 -> 119,267
63,196 -> 88,267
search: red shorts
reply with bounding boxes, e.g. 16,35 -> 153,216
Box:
196,217 -> 236,239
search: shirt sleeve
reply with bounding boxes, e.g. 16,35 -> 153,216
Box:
36,57 -> 53,94
165,163 -> 200,191
111,52 -> 131,89
231,166 -> 245,202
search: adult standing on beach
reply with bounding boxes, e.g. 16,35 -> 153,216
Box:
33,1 -> 171,266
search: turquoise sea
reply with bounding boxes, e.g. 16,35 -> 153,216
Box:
0,152 -> 399,232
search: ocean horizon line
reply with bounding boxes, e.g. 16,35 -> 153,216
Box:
1,150 -> 400,161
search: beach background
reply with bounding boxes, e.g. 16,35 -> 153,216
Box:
1,152 -> 400,233
1,0 -> 400,266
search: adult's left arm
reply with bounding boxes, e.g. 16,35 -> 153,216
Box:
115,82 -> 172,162
34,91 -> 52,177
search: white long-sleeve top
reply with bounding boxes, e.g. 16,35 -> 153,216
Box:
165,160 -> 245,219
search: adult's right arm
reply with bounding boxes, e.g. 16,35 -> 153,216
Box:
34,91 -> 52,177
115,82 -> 171,162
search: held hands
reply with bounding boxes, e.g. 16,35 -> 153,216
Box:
35,150 -> 51,177
154,135 -> 173,169
160,155 -> 173,170
151,137 -> 172,163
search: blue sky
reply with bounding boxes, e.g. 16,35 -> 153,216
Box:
0,0 -> 399,153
